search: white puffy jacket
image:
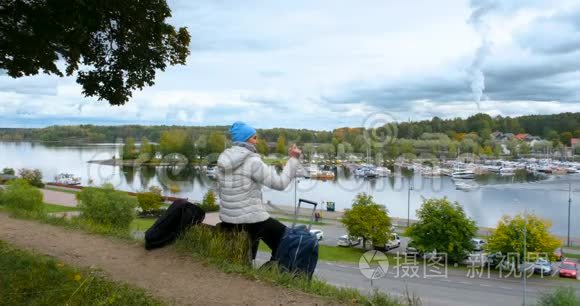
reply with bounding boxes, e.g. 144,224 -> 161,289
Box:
216,145 -> 300,224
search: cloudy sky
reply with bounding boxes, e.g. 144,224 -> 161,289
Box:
2,0 -> 580,130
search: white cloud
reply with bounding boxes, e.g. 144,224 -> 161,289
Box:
0,0 -> 579,129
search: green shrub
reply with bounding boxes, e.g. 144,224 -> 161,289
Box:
537,287 -> 579,306
200,190 -> 219,212
2,167 -> 15,175
76,184 -> 136,229
1,179 -> 44,214
17,168 -> 44,188
136,191 -> 163,213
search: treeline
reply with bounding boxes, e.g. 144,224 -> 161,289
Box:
0,124 -> 334,144
0,113 -> 578,159
368,112 -> 580,144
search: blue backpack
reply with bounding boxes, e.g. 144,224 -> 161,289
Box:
274,199 -> 319,279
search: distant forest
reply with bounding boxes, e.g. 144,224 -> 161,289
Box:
0,112 -> 579,159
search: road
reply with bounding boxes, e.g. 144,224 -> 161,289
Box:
270,217 -> 580,306
256,251 -> 580,306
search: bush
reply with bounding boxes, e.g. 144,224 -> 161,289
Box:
200,190 -> 219,212
76,184 -> 136,229
537,287 -> 579,306
136,191 -> 163,213
18,168 -> 44,188
1,179 -> 44,214
2,167 -> 15,175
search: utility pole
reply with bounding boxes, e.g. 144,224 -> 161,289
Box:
407,178 -> 413,228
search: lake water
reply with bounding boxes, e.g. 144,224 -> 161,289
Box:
1,141 -> 579,237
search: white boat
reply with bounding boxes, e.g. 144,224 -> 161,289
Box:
452,170 -> 476,179
311,170 -> 335,180
354,165 -> 378,178
376,167 -> 391,177
484,165 -> 502,173
499,167 -> 515,176
54,173 -> 81,185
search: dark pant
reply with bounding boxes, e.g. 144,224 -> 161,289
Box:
220,218 -> 286,260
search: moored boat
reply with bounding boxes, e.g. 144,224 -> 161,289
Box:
452,170 -> 476,179
54,173 -> 81,185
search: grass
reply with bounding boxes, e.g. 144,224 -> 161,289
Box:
564,252 -> 580,260
0,206 -> 415,305
44,202 -> 80,213
275,217 -> 329,226
4,208 -> 134,241
0,240 -> 162,306
175,225 -> 412,305
130,218 -> 156,232
537,287 -> 579,306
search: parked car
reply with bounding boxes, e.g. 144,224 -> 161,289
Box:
337,235 -> 362,247
485,252 -> 504,267
405,240 -> 423,257
558,261 -> 577,279
533,258 -> 553,275
310,229 -> 323,241
372,233 -> 401,251
387,233 -> 401,249
471,238 -> 486,251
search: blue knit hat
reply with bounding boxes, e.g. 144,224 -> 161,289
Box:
230,121 -> 256,142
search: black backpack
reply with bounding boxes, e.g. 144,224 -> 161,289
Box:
145,199 -> 205,250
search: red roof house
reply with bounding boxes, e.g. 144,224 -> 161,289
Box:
572,138 -> 580,146
515,133 -> 529,141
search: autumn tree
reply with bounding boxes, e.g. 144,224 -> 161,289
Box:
341,193 -> 391,249
406,197 -> 477,263
159,129 -> 188,155
0,1 -> 190,105
207,132 -> 226,154
302,143 -> 315,161
256,139 -> 269,155
275,135 -> 287,155
122,137 -> 137,160
486,214 -> 561,262
560,132 -> 573,146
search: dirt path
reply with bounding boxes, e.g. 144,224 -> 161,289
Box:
0,213 -> 327,305
42,188 -> 78,207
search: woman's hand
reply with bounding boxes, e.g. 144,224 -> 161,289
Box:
288,144 -> 302,158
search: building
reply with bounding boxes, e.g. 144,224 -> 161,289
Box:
572,138 -> 580,147
515,133 -> 529,141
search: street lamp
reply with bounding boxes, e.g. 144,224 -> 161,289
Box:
567,182 -> 573,247
407,177 -> 414,228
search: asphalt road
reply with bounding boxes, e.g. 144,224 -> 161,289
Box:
270,218 -> 580,306
255,251 -> 580,306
